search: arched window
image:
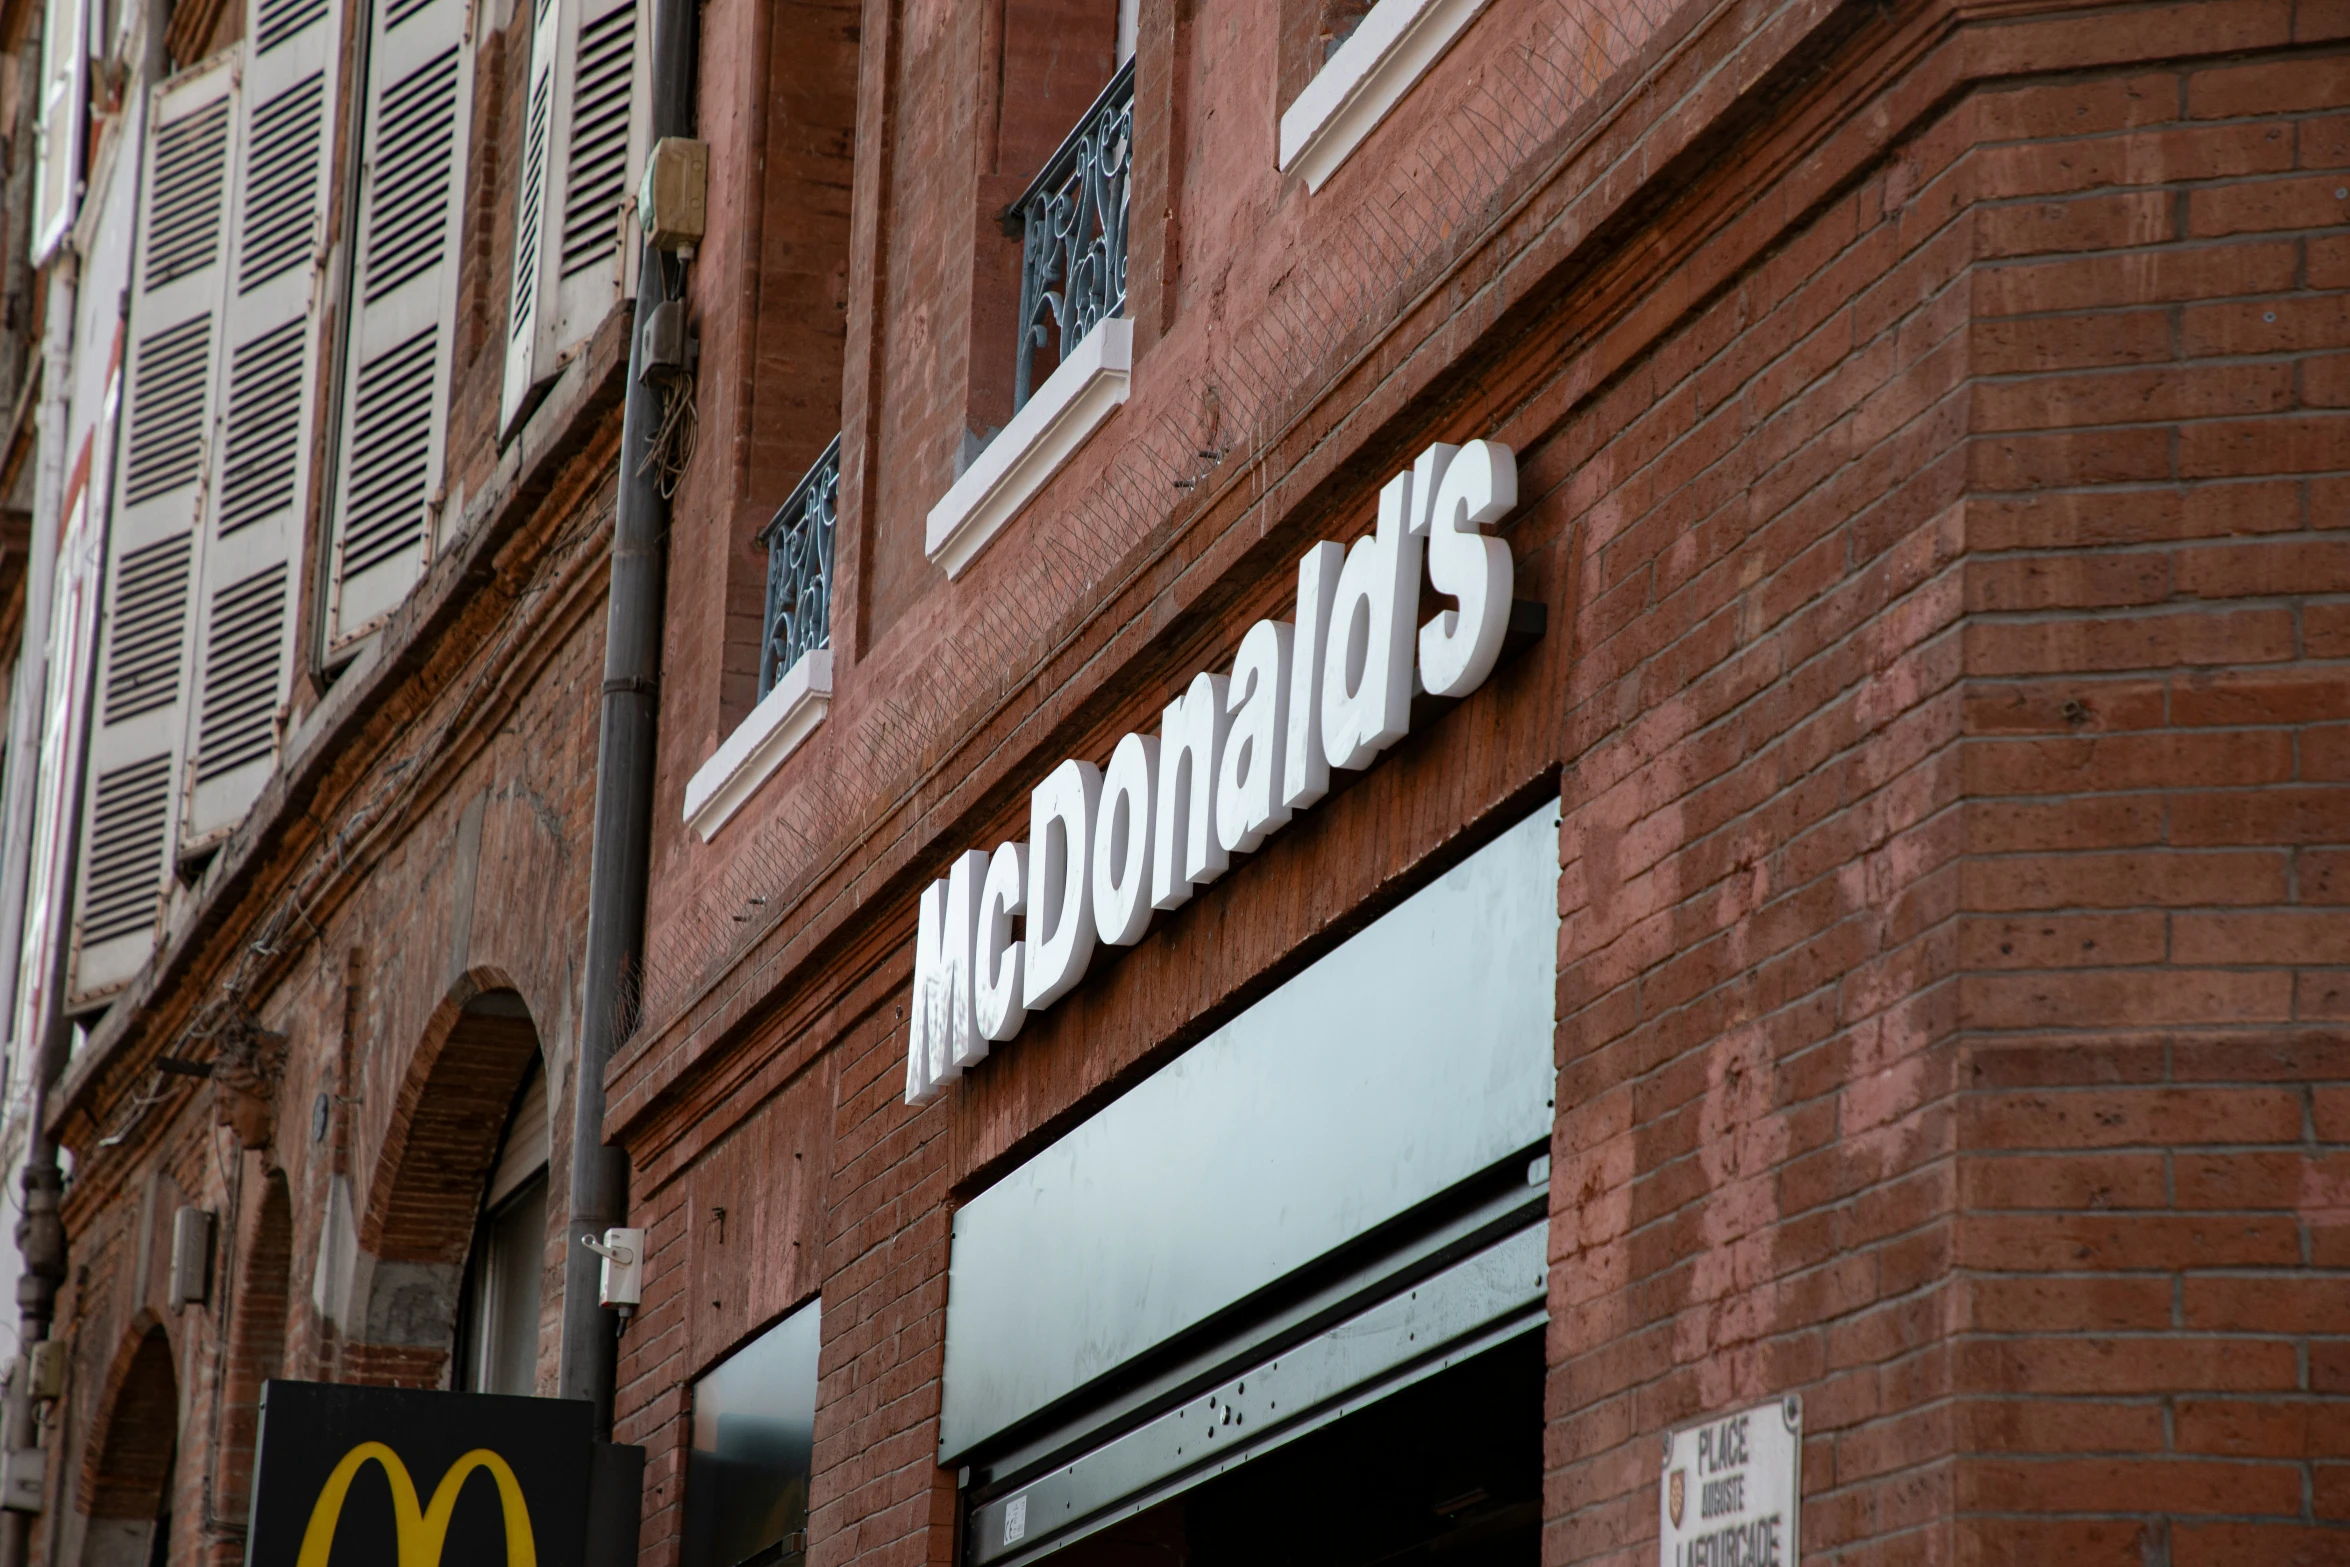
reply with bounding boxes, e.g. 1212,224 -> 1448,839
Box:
454,1057 -> 549,1395
80,1326 -> 178,1567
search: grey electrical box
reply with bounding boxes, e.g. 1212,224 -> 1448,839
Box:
25,1341 -> 62,1403
0,1446 -> 41,1513
636,137 -> 707,251
640,299 -> 689,383
168,1206 -> 214,1310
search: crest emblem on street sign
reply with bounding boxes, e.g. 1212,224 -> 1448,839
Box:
1667,1468 -> 1685,1528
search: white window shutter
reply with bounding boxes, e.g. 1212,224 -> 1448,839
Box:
31,0 -> 88,264
553,0 -> 647,341
323,0 -> 474,652
16,478 -> 106,1045
67,60 -> 238,1007
176,0 -> 342,850
499,0 -> 645,438
496,0 -> 564,437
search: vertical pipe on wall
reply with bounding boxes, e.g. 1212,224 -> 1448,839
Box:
556,0 -> 695,1435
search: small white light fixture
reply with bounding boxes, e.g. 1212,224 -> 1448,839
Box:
582,1227 -> 646,1316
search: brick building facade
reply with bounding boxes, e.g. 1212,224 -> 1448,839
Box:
613,0 -> 2350,1562
7,0 -> 644,1546
10,0 -> 2349,1561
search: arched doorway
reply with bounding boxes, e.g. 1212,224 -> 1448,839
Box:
79,1324 -> 178,1567
348,987 -> 550,1388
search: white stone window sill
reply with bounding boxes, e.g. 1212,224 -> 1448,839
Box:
926,317 -> 1133,580
683,647 -> 833,841
1278,0 -> 1494,193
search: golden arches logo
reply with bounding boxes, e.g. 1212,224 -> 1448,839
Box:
294,1442 -> 538,1567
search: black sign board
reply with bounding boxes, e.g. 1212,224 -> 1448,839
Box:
246,1381 -> 594,1567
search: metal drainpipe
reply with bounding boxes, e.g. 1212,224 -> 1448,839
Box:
556,0 -> 695,1435
0,250 -> 79,1567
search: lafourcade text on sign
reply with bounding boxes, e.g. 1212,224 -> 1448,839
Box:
906,439 -> 1521,1103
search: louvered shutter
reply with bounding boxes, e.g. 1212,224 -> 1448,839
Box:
496,0 -> 563,435
17,476 -> 105,1044
323,0 -> 474,651
497,0 -> 646,437
176,0 -> 342,850
67,60 -> 238,1006
554,0 -> 647,332
31,0 -> 88,263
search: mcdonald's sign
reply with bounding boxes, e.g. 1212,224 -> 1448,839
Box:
247,1381 -> 640,1567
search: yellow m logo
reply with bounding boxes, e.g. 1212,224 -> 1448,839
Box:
294,1442 -> 538,1567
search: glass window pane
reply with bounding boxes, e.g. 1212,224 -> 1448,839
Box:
485,1173 -> 547,1395
460,1171 -> 547,1396
686,1299 -> 820,1567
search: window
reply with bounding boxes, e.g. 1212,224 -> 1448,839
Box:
497,0 -> 650,436
1277,0 -> 1495,193
456,1061 -> 549,1396
684,1298 -> 819,1567
320,0 -> 476,652
63,0 -> 341,1006
30,0 -> 86,263
182,0 -> 342,852
16,474 -> 102,1041
922,1 -> 1139,579
681,439 -> 838,842
68,56 -> 240,1005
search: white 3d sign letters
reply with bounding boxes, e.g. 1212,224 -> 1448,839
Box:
1154,672 -> 1230,910
908,848 -> 992,1099
1093,733 -> 1158,948
1217,619 -> 1291,855
974,841 -> 1028,1044
1282,541 -> 1343,814
1421,442 -> 1518,698
1021,760 -> 1098,1013
907,440 -> 1520,1103
1321,467 -> 1423,772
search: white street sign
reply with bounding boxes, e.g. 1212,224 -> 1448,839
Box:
1659,1395 -> 1801,1566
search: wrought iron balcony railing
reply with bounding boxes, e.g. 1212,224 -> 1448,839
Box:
1009,59 -> 1134,413
758,434 -> 839,698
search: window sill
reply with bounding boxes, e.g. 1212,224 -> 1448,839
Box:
683,647 -> 833,842
1278,0 -> 1493,193
926,318 -> 1133,580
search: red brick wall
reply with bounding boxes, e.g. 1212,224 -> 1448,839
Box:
613,8 -> 2350,1567
1947,45 -> 2350,1564
1544,25 -> 1977,1562
48,491 -> 613,1544
209,1174 -> 293,1567
616,1052 -> 839,1563
805,1007 -> 958,1567
1549,29 -> 2350,1567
